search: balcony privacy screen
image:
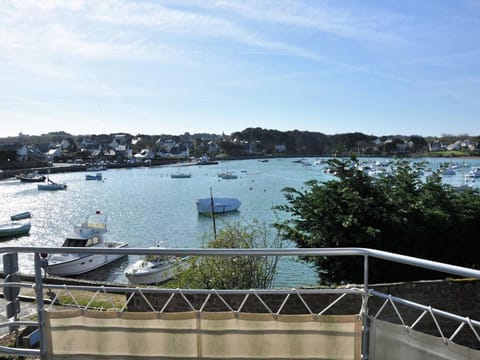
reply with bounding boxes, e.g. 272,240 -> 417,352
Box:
369,317 -> 480,360
45,309 -> 362,359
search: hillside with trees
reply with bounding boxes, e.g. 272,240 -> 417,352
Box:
1,129 -> 480,172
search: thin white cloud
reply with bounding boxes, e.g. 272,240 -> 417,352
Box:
165,0 -> 408,45
0,1 -> 191,78
0,0 -> 330,88
87,0 -> 315,58
0,0 -> 409,78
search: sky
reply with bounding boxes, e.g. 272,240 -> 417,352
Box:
1,0 -> 480,138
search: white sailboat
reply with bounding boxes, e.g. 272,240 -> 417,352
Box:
38,168 -> 67,190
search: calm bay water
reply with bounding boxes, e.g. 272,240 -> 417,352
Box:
1,157 -> 479,286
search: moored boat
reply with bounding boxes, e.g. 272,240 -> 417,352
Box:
10,211 -> 32,221
45,211 -> 128,276
86,165 -> 107,172
465,167 -> 480,178
220,172 -> 238,179
170,171 -> 192,179
441,167 -> 456,176
0,221 -> 31,239
38,178 -> 67,191
17,171 -> 46,183
196,197 -> 241,215
124,253 -> 189,285
38,182 -> 67,191
86,173 -> 103,181
171,173 -> 191,178
197,155 -> 218,165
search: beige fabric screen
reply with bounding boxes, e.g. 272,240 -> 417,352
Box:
45,309 -> 361,359
369,317 -> 480,360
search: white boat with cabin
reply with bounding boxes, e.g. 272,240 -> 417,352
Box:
124,252 -> 189,285
465,167 -> 480,178
45,211 -> 128,276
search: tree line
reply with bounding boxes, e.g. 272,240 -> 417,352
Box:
2,129 -> 480,166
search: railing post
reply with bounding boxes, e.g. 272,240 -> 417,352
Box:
34,253 -> 47,360
2,253 -> 20,333
362,254 -> 370,359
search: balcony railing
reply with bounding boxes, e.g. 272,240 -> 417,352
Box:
1,246 -> 480,359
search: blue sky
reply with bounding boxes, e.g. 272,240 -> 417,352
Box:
1,0 -> 479,137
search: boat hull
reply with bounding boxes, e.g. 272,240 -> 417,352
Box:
0,222 -> 31,239
10,212 -> 32,221
196,197 -> 241,215
125,257 -> 189,285
125,262 -> 175,285
171,173 -> 191,178
18,175 -> 46,183
86,173 -> 102,180
46,242 -> 128,276
38,183 -> 67,190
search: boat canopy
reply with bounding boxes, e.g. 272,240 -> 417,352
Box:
62,236 -> 101,247
86,212 -> 107,230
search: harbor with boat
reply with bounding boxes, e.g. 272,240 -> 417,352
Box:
1,157 -> 479,287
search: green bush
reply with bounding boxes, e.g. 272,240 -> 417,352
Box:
275,157 -> 480,285
169,220 -> 282,289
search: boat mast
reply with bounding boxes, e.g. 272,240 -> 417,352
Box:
209,187 -> 217,240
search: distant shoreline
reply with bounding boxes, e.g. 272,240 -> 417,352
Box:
2,153 -> 480,180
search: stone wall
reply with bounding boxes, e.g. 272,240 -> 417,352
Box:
127,278 -> 480,349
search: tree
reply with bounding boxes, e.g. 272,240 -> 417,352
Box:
218,140 -> 245,157
409,135 -> 428,153
274,157 -> 480,285
0,150 -> 17,167
169,221 -> 283,289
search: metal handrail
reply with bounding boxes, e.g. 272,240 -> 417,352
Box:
370,289 -> 480,329
2,246 -> 480,279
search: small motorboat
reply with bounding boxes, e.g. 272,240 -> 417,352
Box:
217,172 -> 238,179
10,211 -> 32,221
124,253 -> 189,285
220,173 -> 238,180
441,168 -> 456,176
86,165 -> 107,172
196,197 -> 241,215
45,211 -> 128,276
86,173 -> 103,181
171,173 -> 191,178
0,221 -> 31,239
465,167 -> 480,178
38,182 -> 67,190
38,177 -> 67,191
17,171 -> 46,183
